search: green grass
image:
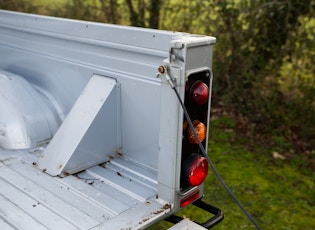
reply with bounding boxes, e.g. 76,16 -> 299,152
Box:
149,116 -> 315,229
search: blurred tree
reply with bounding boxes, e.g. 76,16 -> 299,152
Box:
125,0 -> 162,28
211,0 -> 315,153
99,0 -> 118,24
148,0 -> 161,28
0,0 -> 37,12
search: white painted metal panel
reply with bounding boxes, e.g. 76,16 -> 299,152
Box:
38,75 -> 119,176
168,219 -> 207,230
0,155 -> 168,229
0,217 -> 15,230
0,70 -> 60,149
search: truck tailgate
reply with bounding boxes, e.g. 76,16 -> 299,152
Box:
0,151 -> 171,230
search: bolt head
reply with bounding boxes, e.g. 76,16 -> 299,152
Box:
158,65 -> 166,74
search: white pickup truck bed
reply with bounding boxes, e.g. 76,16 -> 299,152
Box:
0,10 -> 222,230
0,149 -> 170,229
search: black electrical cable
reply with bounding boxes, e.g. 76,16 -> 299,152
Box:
171,79 -> 262,230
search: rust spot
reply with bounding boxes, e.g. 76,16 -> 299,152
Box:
162,204 -> 171,210
151,203 -> 172,215
63,172 -> 70,176
57,164 -> 63,169
109,155 -> 114,160
99,163 -> 106,168
42,169 -> 47,173
153,210 -> 164,215
32,202 -> 40,208
142,218 -> 149,222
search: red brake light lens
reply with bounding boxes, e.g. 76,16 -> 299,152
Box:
188,156 -> 208,186
183,155 -> 208,187
189,80 -> 209,106
180,190 -> 200,208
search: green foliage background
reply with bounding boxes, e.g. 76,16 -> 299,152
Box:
1,0 -> 314,229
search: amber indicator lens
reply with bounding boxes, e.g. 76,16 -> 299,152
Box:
189,80 -> 209,105
185,120 -> 206,144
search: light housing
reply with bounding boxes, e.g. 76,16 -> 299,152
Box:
180,69 -> 211,191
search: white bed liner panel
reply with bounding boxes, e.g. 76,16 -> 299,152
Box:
0,152 -> 170,230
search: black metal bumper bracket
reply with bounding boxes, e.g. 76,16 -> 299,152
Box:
166,198 -> 224,229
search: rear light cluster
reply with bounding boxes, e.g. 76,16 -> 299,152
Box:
181,70 -> 211,191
